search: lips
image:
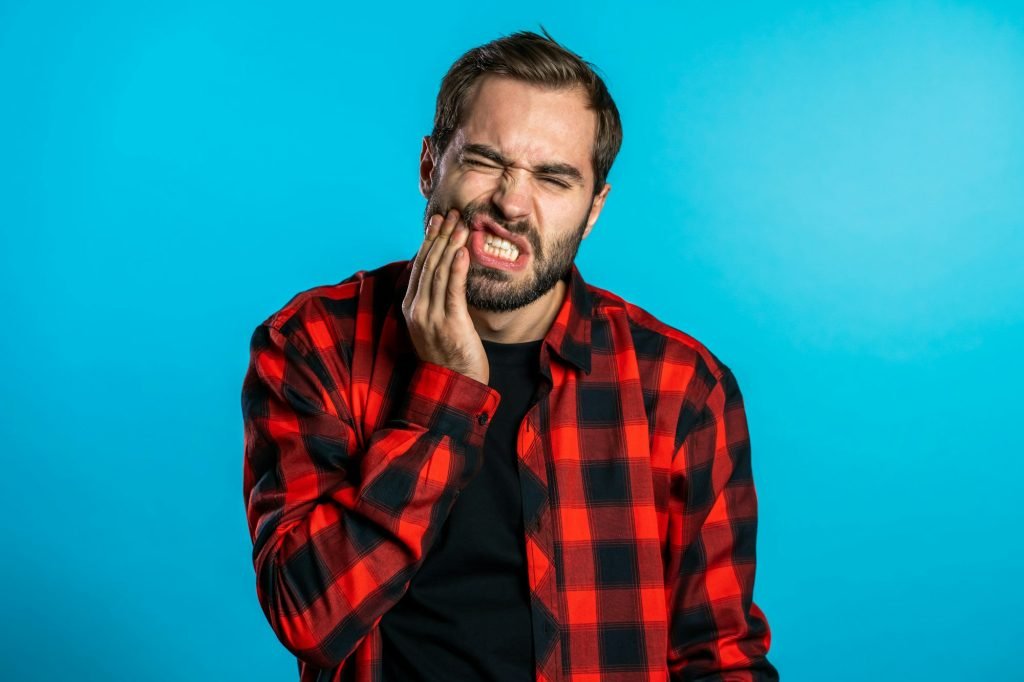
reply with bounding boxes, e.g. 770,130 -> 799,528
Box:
470,216 -> 531,256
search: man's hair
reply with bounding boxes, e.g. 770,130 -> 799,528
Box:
430,27 -> 622,198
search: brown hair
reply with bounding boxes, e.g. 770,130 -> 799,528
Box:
429,27 -> 622,198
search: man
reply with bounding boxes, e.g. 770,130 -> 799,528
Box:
241,29 -> 779,681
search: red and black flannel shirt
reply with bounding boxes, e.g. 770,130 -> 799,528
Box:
241,258 -> 778,681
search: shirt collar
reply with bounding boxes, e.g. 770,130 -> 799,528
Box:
392,258 -> 593,375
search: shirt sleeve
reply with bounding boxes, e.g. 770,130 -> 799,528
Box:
666,364 -> 779,681
241,322 -> 501,669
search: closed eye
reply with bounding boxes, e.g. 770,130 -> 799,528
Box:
465,157 -> 571,189
540,177 -> 570,189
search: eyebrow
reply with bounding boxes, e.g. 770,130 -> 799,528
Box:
459,143 -> 585,187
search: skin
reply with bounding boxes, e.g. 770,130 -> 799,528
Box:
402,75 -> 612,385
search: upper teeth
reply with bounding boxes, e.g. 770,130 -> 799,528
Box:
484,235 -> 520,258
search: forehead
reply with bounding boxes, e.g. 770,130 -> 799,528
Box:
453,75 -> 595,179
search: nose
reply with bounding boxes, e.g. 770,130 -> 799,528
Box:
489,168 -> 532,224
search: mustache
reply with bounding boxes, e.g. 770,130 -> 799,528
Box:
461,204 -> 531,239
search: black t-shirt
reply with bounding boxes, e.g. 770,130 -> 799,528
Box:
379,338 -> 542,681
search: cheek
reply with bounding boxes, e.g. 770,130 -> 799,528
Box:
545,199 -> 591,231
460,170 -> 504,193
436,170 -> 487,203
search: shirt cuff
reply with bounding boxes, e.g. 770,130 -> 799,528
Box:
392,360 -> 501,451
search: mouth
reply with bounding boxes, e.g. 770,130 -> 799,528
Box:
467,216 -> 531,272
469,216 -> 532,257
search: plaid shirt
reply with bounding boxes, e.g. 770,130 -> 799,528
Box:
241,258 -> 778,681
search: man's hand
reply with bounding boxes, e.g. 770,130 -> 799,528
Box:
402,208 -> 490,386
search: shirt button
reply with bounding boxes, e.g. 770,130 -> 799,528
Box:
477,412 -> 489,425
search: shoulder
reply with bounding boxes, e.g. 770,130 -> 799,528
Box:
253,259 -> 407,348
587,282 -> 734,385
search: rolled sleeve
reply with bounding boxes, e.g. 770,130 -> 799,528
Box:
391,360 -> 501,483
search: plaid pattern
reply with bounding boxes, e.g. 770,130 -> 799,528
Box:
241,258 -> 778,681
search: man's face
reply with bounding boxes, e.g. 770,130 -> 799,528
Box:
420,75 -> 611,313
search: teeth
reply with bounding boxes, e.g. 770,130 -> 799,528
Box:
483,243 -> 519,261
484,234 -> 520,261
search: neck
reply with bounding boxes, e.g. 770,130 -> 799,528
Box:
468,279 -> 566,344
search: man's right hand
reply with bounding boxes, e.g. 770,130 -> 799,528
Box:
401,208 -> 490,386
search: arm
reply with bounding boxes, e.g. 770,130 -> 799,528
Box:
241,322 -> 500,669
666,364 -> 779,681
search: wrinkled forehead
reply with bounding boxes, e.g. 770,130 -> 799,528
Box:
453,76 -> 595,179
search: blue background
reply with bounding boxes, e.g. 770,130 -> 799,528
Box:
2,1 -> 1021,679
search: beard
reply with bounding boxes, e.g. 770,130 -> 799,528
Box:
422,193 -> 590,313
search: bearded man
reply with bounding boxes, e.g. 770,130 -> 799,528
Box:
242,28 -> 779,682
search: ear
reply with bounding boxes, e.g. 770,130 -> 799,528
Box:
419,136 -> 437,199
581,182 -> 611,240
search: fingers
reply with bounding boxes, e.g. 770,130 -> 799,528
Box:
410,208 -> 461,317
404,214 -> 441,310
430,218 -> 470,315
446,233 -> 469,317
